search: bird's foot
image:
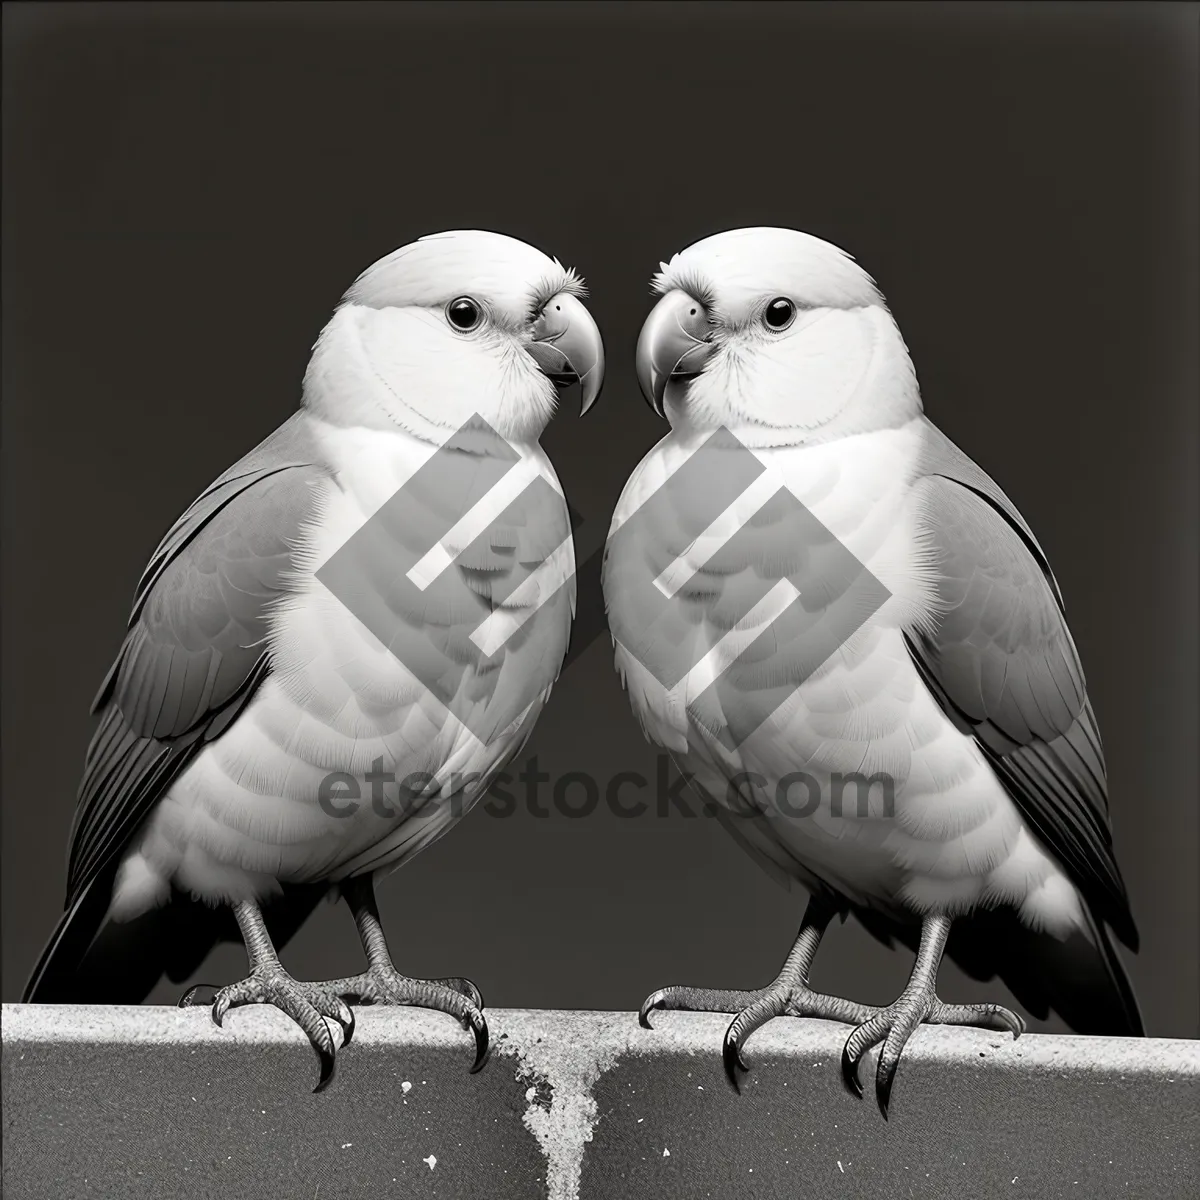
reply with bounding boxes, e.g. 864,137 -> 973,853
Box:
842,991 -> 1024,1119
326,967 -> 488,1073
639,984 -> 775,1027
640,981 -> 880,1092
179,969 -> 355,1093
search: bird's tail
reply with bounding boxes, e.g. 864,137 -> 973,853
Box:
945,905 -> 1144,1036
23,869 -> 326,1005
23,864 -> 226,1003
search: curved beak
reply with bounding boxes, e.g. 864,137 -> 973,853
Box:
635,289 -> 715,418
526,292 -> 606,415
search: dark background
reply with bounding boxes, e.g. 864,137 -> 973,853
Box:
3,2 -> 1197,1039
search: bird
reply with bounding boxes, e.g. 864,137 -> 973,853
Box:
602,226 -> 1141,1118
23,229 -> 605,1091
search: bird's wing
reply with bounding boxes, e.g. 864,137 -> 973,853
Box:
905,416 -> 1137,949
65,412 -> 328,909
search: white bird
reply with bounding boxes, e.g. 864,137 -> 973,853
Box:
25,230 -> 605,1090
604,226 -> 1140,1117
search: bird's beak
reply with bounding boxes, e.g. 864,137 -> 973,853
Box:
635,289 -> 715,418
526,292 -> 606,415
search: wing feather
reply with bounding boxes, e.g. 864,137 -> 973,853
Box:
64,414 -> 327,910
907,418 -> 1137,949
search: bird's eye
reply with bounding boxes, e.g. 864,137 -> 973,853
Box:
763,298 -> 796,330
446,297 -> 482,331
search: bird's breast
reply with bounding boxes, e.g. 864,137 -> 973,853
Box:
603,421 -> 1069,918
132,420 -> 575,902
272,418 -> 575,763
605,419 -> 939,717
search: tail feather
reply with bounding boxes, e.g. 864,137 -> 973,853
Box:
946,906 -> 1144,1036
854,903 -> 1144,1036
23,870 -> 327,1005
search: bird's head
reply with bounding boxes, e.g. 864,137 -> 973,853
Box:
303,230 -> 605,444
636,227 -> 920,446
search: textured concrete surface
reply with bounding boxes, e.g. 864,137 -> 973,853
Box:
582,1014 -> 1200,1199
3,1005 -> 1198,1200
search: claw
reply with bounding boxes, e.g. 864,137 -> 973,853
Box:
841,1042 -> 864,1099
722,1013 -> 753,1083
468,1010 -> 490,1074
875,1057 -> 897,1120
417,976 -> 485,1010
639,989 -> 668,1029
313,1043 -> 337,1094
203,971 -> 349,1094
721,1031 -> 749,1094
436,976 -> 484,1011
329,965 -> 487,1072
334,1000 -> 356,1047
178,984 -> 218,1009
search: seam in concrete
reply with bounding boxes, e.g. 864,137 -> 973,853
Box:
494,1012 -> 641,1200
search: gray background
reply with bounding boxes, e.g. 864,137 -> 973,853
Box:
3,2 -> 1197,1038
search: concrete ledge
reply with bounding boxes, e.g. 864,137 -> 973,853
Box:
3,1005 -> 1197,1199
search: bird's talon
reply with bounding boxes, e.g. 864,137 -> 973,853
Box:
638,988 -> 668,1029
469,1016 -> 490,1074
330,966 -> 488,1069
876,1059 -> 899,1119
334,1001 -> 356,1046
202,969 -> 354,1094
313,1044 -> 337,1094
723,1027 -> 751,1076
841,1045 -> 864,1099
178,984 -> 218,1009
721,1036 -> 750,1092
434,976 -> 485,1011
